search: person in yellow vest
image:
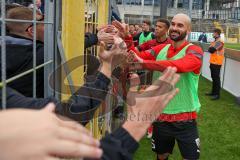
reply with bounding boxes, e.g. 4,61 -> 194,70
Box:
133,19 -> 155,45
131,20 -> 155,90
205,28 -> 224,100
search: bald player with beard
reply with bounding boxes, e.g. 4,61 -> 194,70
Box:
128,13 -> 203,160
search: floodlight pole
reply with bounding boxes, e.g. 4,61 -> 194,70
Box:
160,0 -> 168,18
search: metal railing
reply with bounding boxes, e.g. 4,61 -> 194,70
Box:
0,0 -> 55,108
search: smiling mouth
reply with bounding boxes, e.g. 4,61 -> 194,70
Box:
170,32 -> 180,36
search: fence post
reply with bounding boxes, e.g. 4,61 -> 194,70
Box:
160,0 -> 167,18
61,0 -> 85,100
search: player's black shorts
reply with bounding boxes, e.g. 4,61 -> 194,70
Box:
152,120 -> 200,159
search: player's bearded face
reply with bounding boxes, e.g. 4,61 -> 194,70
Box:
169,29 -> 187,41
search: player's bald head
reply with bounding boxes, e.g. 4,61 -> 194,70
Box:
172,13 -> 191,30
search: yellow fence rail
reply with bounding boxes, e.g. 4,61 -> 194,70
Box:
61,0 -> 110,139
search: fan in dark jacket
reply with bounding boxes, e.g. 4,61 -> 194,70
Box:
0,6 -> 45,97
0,34 -> 44,97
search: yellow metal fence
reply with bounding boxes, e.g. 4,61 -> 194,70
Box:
61,0 -> 110,139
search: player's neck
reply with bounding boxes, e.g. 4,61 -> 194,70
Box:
173,39 -> 187,49
156,35 -> 167,43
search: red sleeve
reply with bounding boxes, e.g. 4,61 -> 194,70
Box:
142,45 -> 203,74
130,44 -> 166,61
138,40 -> 152,51
128,45 -> 155,60
124,34 -> 134,49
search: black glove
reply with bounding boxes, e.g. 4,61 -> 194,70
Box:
208,47 -> 217,53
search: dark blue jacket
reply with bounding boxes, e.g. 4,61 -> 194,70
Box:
0,34 -> 44,97
198,33 -> 207,43
0,71 -> 110,125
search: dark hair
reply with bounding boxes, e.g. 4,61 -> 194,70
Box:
143,19 -> 151,26
214,28 -> 221,35
156,19 -> 170,29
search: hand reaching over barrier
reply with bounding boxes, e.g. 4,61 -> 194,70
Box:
0,103 -> 102,160
123,67 -> 179,141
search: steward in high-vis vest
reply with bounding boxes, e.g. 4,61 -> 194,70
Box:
205,28 -> 224,100
128,14 -> 203,160
133,19 -> 155,46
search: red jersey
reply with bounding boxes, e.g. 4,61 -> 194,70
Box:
129,41 -> 204,122
131,41 -> 203,74
137,38 -> 172,51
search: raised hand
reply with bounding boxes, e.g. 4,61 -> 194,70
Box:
112,20 -> 129,39
97,25 -> 117,44
122,67 -> 180,141
0,103 -> 102,160
127,50 -> 144,70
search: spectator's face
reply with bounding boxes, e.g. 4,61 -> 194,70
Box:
25,13 -> 44,42
169,15 -> 190,41
129,25 -> 135,34
135,25 -> 142,33
213,32 -> 219,39
142,22 -> 149,32
135,25 -> 139,30
36,0 -> 42,8
155,21 -> 168,38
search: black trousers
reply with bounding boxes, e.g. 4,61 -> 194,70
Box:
210,64 -> 222,96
